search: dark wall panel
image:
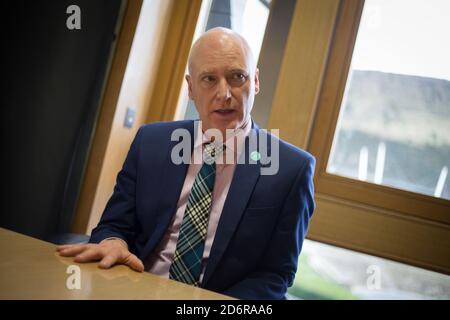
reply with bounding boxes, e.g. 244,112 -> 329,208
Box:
1,0 -> 123,240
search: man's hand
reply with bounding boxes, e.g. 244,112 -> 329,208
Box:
56,240 -> 144,272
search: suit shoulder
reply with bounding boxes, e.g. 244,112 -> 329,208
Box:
281,139 -> 315,164
138,120 -> 194,136
264,130 -> 315,165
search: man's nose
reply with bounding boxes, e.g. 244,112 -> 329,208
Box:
215,78 -> 231,102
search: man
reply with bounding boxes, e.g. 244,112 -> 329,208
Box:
57,27 -> 315,300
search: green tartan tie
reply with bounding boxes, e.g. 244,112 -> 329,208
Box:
169,142 -> 220,286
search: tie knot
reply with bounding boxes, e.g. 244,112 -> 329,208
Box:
204,142 -> 225,165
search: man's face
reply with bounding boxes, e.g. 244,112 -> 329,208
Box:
186,35 -> 259,137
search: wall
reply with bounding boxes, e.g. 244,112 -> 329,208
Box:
1,0 -> 123,240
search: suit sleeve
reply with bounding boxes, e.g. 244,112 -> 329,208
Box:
89,127 -> 143,246
223,155 -> 316,300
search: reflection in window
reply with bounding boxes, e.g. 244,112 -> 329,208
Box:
181,0 -> 270,120
288,239 -> 450,300
327,0 -> 450,200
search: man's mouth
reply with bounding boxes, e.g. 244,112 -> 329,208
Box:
214,109 -> 235,115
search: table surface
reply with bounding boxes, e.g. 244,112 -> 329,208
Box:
0,228 -> 232,299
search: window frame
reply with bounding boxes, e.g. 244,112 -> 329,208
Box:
309,0 -> 450,225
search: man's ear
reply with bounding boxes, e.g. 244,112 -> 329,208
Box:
254,68 -> 260,95
186,74 -> 193,99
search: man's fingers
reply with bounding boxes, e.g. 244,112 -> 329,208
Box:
56,244 -> 80,252
98,253 -> 119,269
58,242 -> 143,272
122,253 -> 144,272
74,248 -> 104,263
56,243 -> 91,251
56,244 -> 72,251
58,244 -> 90,257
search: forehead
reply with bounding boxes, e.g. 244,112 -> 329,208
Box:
190,38 -> 250,74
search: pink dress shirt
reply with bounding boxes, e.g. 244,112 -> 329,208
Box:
146,118 -> 251,282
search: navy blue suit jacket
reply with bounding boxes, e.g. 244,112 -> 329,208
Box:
90,120 -> 315,299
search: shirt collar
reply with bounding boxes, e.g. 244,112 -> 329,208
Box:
193,117 -> 252,164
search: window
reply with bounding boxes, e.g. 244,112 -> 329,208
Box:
265,0 -> 450,274
328,0 -> 450,200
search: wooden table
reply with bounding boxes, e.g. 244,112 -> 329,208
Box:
0,228 -> 232,299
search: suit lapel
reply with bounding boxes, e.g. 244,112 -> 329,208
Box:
141,121 -> 195,261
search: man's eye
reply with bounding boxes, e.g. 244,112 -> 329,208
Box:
203,76 -> 215,82
231,73 -> 246,81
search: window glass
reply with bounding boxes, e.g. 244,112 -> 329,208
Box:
289,239 -> 450,300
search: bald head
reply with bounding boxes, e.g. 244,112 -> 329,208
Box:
188,27 -> 256,76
